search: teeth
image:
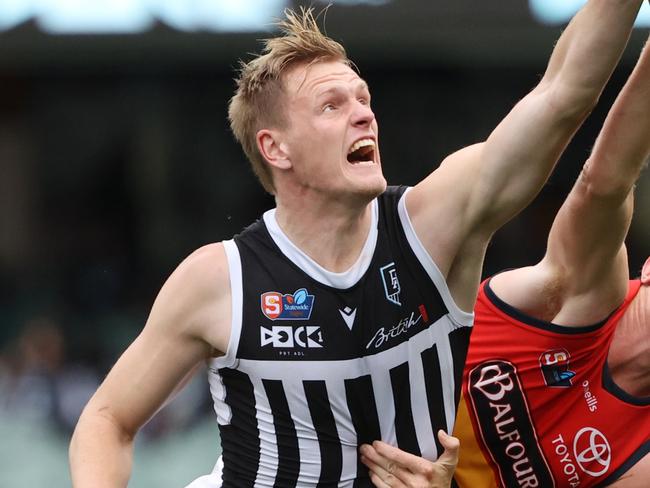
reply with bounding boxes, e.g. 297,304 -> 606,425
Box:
348,138 -> 375,155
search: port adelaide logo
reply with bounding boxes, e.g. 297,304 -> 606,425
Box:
380,262 -> 401,306
261,288 -> 315,321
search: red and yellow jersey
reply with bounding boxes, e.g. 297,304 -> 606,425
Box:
454,279 -> 650,488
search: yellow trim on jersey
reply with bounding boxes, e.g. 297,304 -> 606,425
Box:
454,394 -> 498,488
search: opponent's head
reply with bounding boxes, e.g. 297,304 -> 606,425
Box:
228,7 -> 384,199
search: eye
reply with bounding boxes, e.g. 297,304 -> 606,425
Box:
358,98 -> 369,105
322,103 -> 336,112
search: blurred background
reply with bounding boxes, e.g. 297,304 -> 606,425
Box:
0,0 -> 648,486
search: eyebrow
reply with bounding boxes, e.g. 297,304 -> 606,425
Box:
315,80 -> 370,98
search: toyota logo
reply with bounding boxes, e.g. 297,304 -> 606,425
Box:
573,427 -> 611,476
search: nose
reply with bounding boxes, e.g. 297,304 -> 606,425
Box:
351,100 -> 375,127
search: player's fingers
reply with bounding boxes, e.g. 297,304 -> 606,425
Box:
368,469 -> 398,488
367,465 -> 409,488
361,445 -> 410,487
437,430 -> 460,469
362,443 -> 439,487
371,440 -> 433,473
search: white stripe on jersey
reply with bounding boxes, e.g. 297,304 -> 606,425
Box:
325,377 -> 358,483
209,371 -> 231,426
290,378 -> 322,484
208,239 -> 243,425
436,332 -> 458,436
408,345 -> 437,460
250,376 -> 279,487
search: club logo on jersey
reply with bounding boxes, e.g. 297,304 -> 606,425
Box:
539,348 -> 575,387
468,360 -> 555,488
260,325 -> 323,349
380,262 -> 401,306
261,288 -> 315,320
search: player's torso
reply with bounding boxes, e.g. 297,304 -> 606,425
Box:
456,278 -> 650,488
209,186 -> 473,487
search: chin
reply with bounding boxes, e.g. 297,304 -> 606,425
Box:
354,174 -> 387,200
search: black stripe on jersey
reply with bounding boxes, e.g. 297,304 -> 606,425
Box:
390,362 -> 421,457
449,326 -> 471,408
219,369 -> 260,487
303,380 -> 343,486
345,375 -> 381,488
263,379 -> 300,488
421,345 -> 445,457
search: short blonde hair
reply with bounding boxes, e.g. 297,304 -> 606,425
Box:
228,7 -> 350,194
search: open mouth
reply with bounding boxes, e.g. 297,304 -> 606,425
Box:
347,138 -> 375,164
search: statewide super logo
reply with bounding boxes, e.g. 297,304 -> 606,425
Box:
261,288 -> 315,320
539,348 -> 576,387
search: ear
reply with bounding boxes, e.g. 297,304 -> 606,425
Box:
641,257 -> 650,285
257,129 -> 291,170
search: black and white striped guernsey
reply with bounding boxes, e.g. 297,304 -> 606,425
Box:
207,186 -> 473,487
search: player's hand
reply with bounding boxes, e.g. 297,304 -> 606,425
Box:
359,430 -> 459,488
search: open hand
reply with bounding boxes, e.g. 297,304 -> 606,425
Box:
360,430 -> 459,488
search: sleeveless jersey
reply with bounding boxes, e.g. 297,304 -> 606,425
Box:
454,278 -> 650,488
205,186 -> 473,487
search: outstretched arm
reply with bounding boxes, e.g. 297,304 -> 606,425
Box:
407,0 -> 643,311
542,34 -> 650,323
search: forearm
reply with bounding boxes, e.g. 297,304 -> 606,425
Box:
473,1 -> 643,229
542,0 -> 643,113
69,412 -> 135,488
586,35 -> 650,196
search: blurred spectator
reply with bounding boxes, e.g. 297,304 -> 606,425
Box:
0,316 -> 100,432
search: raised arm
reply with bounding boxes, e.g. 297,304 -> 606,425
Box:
407,0 -> 643,311
537,34 -> 650,324
69,243 -> 231,487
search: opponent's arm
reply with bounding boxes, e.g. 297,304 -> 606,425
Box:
540,35 -> 650,323
407,0 -> 643,309
69,243 -> 231,488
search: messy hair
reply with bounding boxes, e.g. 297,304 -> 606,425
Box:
228,7 -> 350,194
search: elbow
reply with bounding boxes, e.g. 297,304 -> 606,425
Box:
577,159 -> 635,203
541,80 -> 602,123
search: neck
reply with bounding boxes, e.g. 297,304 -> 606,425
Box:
274,191 -> 375,273
609,286 -> 650,397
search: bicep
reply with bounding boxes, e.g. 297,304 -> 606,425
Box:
86,323 -> 210,436
82,244 -> 229,436
406,145 -> 485,275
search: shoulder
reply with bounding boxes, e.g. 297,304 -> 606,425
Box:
148,242 -> 232,348
166,242 -> 230,298
408,143 -> 484,213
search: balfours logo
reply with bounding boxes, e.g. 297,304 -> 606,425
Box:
468,360 -> 556,487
